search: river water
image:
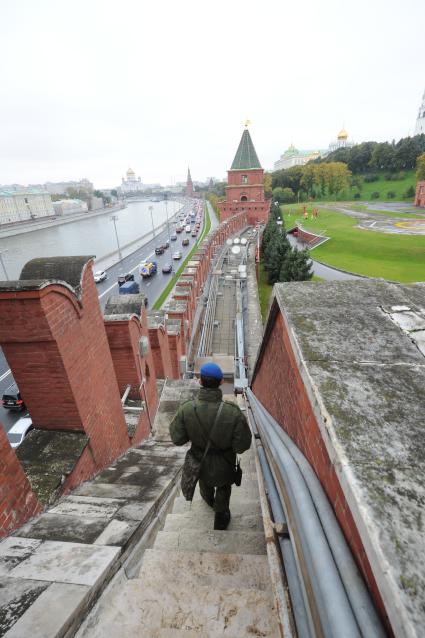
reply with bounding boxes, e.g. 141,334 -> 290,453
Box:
0,200 -> 181,280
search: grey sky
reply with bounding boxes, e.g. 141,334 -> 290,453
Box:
0,0 -> 424,188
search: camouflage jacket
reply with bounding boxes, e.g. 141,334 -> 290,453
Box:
169,387 -> 252,486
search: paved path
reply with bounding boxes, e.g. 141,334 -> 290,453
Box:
329,205 -> 425,235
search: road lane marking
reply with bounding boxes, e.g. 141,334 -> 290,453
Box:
0,369 -> 11,382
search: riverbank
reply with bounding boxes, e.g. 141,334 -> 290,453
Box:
0,203 -> 127,239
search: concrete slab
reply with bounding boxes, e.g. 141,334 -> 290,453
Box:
0,537 -> 42,576
3,582 -> 90,638
0,576 -> 49,636
114,500 -> 156,522
9,540 -> 120,587
154,529 -> 267,555
172,496 -> 261,516
140,549 -> 271,591
73,482 -> 145,500
49,500 -> 120,520
94,519 -> 139,547
15,513 -> 111,545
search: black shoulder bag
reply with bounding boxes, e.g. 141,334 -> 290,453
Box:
181,401 -> 224,501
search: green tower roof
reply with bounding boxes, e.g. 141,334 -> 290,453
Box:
230,128 -> 262,170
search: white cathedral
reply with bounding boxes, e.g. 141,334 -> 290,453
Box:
121,168 -> 142,193
414,88 -> 425,136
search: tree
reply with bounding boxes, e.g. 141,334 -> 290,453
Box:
279,248 -> 313,282
416,152 -> 425,181
266,232 -> 291,284
263,173 -> 272,198
272,187 -> 295,204
300,164 -> 316,196
369,143 -> 395,171
111,189 -> 118,198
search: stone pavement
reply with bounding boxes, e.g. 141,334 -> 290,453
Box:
0,438 -> 186,637
75,447 -> 279,638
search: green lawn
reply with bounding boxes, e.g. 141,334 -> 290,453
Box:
153,204 -> 211,309
258,263 -> 272,321
282,204 -> 425,283
353,170 -> 416,201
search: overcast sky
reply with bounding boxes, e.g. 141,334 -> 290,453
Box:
0,0 -> 424,188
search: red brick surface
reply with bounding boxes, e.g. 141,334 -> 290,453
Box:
0,424 -> 41,538
415,180 -> 425,207
252,306 -> 391,631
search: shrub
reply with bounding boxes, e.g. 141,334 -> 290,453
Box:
371,191 -> 380,199
403,185 -> 416,199
387,191 -> 396,199
384,172 -> 405,181
353,192 -> 361,199
364,174 -> 379,183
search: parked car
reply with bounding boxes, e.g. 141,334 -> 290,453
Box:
155,246 -> 165,255
94,270 -> 107,283
162,263 -> 173,274
118,273 -> 134,287
7,414 -> 33,449
170,233 -> 177,241
173,251 -> 182,260
182,238 -> 189,246
2,382 -> 25,412
119,280 -> 140,295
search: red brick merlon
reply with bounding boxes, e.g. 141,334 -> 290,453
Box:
251,279 -> 425,638
0,256 -> 130,509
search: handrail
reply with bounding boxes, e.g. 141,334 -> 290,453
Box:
246,388 -> 386,638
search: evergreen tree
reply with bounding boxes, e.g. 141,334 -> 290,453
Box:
279,248 -> 313,282
267,231 -> 291,284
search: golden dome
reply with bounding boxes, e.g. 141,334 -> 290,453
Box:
337,128 -> 348,140
127,168 -> 135,175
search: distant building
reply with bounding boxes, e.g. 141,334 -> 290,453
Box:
88,196 -> 104,211
121,168 -> 142,193
185,167 -> 194,197
415,181 -> 425,207
414,88 -> 425,136
34,179 -> 93,196
274,144 -> 321,171
0,189 -> 54,225
53,199 -> 88,216
327,128 -> 354,154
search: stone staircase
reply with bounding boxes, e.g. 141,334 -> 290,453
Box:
76,446 -> 280,637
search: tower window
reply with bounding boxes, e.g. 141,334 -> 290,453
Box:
240,195 -> 248,202
241,175 -> 248,184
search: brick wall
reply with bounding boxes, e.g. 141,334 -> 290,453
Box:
415,180 -> 425,207
252,304 -> 390,630
0,424 -> 41,538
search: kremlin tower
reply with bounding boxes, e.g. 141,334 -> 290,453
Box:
414,88 -> 425,136
218,125 -> 271,225
185,167 -> 194,197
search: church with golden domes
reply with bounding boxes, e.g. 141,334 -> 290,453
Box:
121,168 -> 142,193
327,127 -> 354,153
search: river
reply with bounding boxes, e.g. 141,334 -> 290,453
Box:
0,199 -> 181,280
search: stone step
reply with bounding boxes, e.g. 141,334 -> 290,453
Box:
139,548 -> 271,591
83,579 -> 278,637
153,529 -> 267,555
163,510 -> 264,532
172,495 -> 261,516
190,483 -> 259,502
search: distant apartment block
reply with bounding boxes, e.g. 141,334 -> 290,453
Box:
0,189 -> 54,225
53,199 -> 89,216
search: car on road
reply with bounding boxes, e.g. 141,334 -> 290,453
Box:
162,241 -> 170,249
185,225 -> 191,233
7,414 -> 33,449
140,261 -> 158,278
191,230 -> 197,237
172,251 -> 182,260
162,263 -> 173,274
176,226 -> 183,233
118,273 -> 135,287
2,382 -> 25,412
119,280 -> 140,295
170,233 -> 177,241
182,238 -> 189,246
94,270 -> 107,283
155,246 -> 165,255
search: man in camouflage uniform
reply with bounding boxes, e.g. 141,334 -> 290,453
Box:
170,362 -> 252,530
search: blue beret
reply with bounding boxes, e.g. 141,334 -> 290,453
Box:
200,362 -> 223,380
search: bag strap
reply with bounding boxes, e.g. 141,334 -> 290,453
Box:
195,401 -> 224,463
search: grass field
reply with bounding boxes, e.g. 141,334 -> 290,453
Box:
153,204 -> 211,309
352,170 -> 416,201
283,204 -> 425,282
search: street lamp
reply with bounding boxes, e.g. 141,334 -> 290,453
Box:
110,215 -> 123,263
164,193 -> 171,247
149,205 -> 155,239
0,250 -> 9,280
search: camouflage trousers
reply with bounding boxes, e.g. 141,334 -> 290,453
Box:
199,479 -> 232,513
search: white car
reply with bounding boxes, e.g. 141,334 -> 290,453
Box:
7,415 -> 33,448
94,270 -> 107,283
172,251 -> 182,260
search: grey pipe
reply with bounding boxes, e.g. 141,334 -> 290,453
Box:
257,445 -> 312,638
250,392 -> 386,638
248,391 -> 361,638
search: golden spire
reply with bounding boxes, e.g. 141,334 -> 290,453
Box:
245,119 -> 251,128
